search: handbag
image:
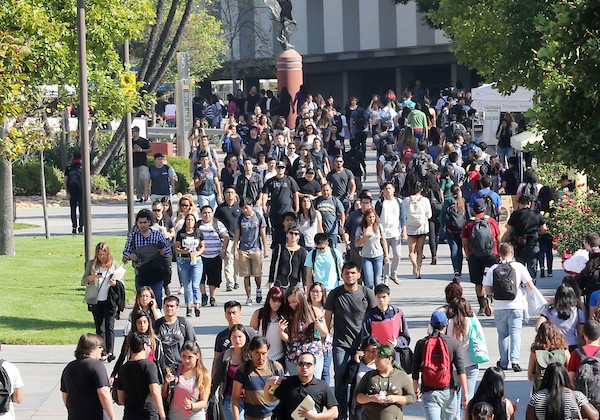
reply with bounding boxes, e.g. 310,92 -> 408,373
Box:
207,394 -> 221,420
111,376 -> 122,405
468,316 -> 490,364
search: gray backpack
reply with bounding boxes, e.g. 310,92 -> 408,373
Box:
575,348 -> 600,410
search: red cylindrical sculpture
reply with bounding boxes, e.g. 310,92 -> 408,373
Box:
276,49 -> 303,129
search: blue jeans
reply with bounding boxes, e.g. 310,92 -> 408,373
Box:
223,394 -> 244,420
322,348 -> 332,385
177,257 -> 203,306
422,388 -> 459,420
497,146 -> 513,168
198,193 -> 217,211
447,232 -> 463,275
454,364 -> 479,419
362,255 -> 383,289
494,308 -> 524,367
333,346 -> 354,420
327,231 -> 338,248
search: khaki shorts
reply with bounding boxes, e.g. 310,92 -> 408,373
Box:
238,250 -> 263,277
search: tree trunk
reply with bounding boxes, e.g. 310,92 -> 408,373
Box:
91,120 -> 125,175
144,0 -> 180,85
0,153 -> 15,256
138,0 -> 166,82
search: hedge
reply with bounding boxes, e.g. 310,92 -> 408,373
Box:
13,163 -> 63,195
147,156 -> 193,194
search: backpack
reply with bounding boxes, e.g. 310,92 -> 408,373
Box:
407,196 -> 428,227
470,216 -> 495,257
479,161 -> 491,177
531,349 -> 566,392
450,121 -> 466,141
66,165 -> 83,195
311,246 -> 341,281
204,104 -> 215,120
421,333 -> 452,389
445,202 -> 465,234
343,149 -> 363,176
575,347 -> 600,410
461,173 -> 476,199
354,109 -> 367,131
383,157 -> 398,182
427,188 -> 442,219
0,360 -> 11,414
478,191 -> 499,220
492,262 -> 518,300
413,154 -> 430,178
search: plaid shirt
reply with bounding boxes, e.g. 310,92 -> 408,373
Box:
123,227 -> 171,260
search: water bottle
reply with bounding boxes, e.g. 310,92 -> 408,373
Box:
191,253 -> 197,266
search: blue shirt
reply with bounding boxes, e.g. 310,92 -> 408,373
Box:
469,188 -> 502,210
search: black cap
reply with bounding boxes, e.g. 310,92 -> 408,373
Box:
473,198 -> 486,214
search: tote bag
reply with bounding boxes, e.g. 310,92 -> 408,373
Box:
468,316 -> 490,364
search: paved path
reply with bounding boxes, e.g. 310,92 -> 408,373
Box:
6,148 -> 562,419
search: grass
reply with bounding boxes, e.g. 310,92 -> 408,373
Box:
13,223 -> 38,230
0,235 -> 136,344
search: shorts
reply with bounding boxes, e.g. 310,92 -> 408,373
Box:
134,165 -> 150,181
407,233 -> 427,239
467,254 -> 499,285
201,256 -> 222,287
238,250 -> 263,277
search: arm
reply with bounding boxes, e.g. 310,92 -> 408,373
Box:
260,226 -> 269,258
348,178 -> 356,200
231,381 -> 243,420
97,386 -> 116,420
525,405 -> 537,420
294,191 -> 300,213
306,266 -> 314,293
581,402 -> 600,420
268,244 -> 280,284
62,392 -> 68,407
233,228 -> 240,259
325,309 -> 333,337
262,376 -> 280,404
149,383 -> 167,420
527,351 -> 536,381
191,378 -> 211,412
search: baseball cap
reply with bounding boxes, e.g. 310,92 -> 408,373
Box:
276,161 -> 287,168
430,310 -> 448,329
153,153 -> 164,159
473,198 -> 486,214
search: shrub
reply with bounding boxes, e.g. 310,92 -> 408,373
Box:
13,163 -> 63,195
91,174 -> 116,194
147,156 -> 192,194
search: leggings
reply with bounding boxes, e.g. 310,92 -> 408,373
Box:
538,236 -> 554,273
428,219 -> 440,258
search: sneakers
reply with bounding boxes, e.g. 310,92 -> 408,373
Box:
540,268 -> 546,278
496,361 -> 507,370
233,282 -> 239,290
210,297 -> 216,307
512,363 -> 523,372
195,306 -> 200,317
201,294 -> 208,307
256,289 -> 263,304
72,228 -> 77,234
226,287 -> 233,292
246,298 -> 253,306
186,307 -> 192,317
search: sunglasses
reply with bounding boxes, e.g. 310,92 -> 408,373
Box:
316,246 -> 326,250
297,361 -> 314,367
288,231 -> 300,236
152,209 -> 162,212
180,204 -> 190,208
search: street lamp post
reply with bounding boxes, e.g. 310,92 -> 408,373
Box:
77,0 -> 93,262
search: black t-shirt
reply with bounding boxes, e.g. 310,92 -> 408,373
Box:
214,327 -> 231,353
501,168 -> 520,195
262,175 -> 299,215
133,137 -> 150,168
326,169 -> 355,201
118,359 -> 160,419
60,358 -> 110,420
155,216 -> 173,232
274,376 -> 338,420
508,208 -> 546,242
154,317 -> 196,369
297,178 -> 322,196
229,135 -> 243,157
175,229 -> 205,258
215,202 -> 242,236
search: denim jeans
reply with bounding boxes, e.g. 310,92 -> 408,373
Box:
198,193 -> 217,211
497,146 -> 513,168
494,308 -> 524,367
362,254 -> 383,289
422,388 -> 459,420
177,257 -> 203,306
447,232 -> 463,275
322,348 -> 332,385
223,394 -> 244,420
454,364 -> 479,419
538,236 -> 554,273
516,245 -> 539,280
333,346 -> 354,420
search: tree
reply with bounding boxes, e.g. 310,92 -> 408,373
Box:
397,0 -> 600,180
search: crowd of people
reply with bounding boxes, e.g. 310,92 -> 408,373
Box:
54,85 -> 600,420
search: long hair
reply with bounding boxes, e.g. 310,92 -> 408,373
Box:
445,277 -> 463,304
446,297 -> 474,343
229,324 -> 251,360
308,282 -> 327,307
360,208 -> 380,233
133,286 -> 157,314
450,185 -> 466,214
551,283 -> 578,320
160,196 -> 173,218
540,363 -> 570,420
92,242 -> 114,272
298,195 -> 317,226
285,287 -> 315,342
469,367 -> 508,420
124,311 -> 157,358
180,341 -> 210,391
531,321 -> 568,351
258,286 -> 285,336
74,333 -> 103,360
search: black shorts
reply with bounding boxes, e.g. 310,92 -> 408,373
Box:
467,254 -> 499,285
201,256 -> 222,287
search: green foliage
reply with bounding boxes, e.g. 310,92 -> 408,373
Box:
91,174 -> 116,194
548,189 -> 600,255
148,155 -> 192,193
533,161 -> 570,190
13,163 -> 63,195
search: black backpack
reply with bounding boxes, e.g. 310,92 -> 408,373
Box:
478,191 -> 499,220
66,165 -> 83,195
414,154 -> 430,178
354,108 -> 367,131
575,347 -> 600,410
0,360 -> 11,414
492,262 -> 518,300
445,202 -> 466,234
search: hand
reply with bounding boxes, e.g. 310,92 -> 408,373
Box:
264,249 -> 269,258
220,250 -> 226,259
129,253 -> 138,262
263,205 -> 268,214
401,232 -> 408,241
266,376 -> 280,387
109,376 -> 115,386
184,397 -> 194,411
234,249 -> 239,259
159,249 -> 166,256
278,318 -> 288,331
87,274 -> 101,283
384,255 -> 390,264
387,339 -> 396,346
297,406 -> 318,420
354,350 -> 364,363
165,372 -> 176,383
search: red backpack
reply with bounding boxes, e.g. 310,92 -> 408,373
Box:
421,333 -> 451,389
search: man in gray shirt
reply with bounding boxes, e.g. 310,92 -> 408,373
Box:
149,153 -> 175,202
325,261 -> 375,420
234,198 -> 268,306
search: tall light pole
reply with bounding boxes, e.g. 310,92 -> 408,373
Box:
124,39 -> 135,230
77,0 -> 93,262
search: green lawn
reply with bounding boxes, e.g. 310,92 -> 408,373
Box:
0,235 -> 136,344
14,223 -> 38,230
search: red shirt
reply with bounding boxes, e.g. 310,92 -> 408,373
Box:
568,344 -> 600,373
461,213 -> 501,257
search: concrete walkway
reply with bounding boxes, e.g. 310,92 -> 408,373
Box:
6,147 -> 562,419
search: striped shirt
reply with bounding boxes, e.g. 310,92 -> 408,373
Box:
198,220 -> 228,258
123,227 -> 171,259
234,360 -> 284,419
528,389 -> 589,420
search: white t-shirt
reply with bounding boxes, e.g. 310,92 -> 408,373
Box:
380,199 -> 401,239
483,260 -> 533,310
0,360 -> 24,420
298,211 -> 322,248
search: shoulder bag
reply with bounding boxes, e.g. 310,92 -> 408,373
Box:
468,316 -> 490,364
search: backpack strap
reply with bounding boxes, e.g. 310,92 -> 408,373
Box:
331,248 -> 340,281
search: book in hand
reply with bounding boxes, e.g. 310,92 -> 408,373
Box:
291,394 -> 316,420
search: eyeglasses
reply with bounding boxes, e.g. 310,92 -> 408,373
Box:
297,361 -> 314,367
152,209 -> 162,212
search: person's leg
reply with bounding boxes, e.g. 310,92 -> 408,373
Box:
177,258 -> 192,307
416,235 -> 426,275
322,348 -> 332,385
362,257 -> 375,289
407,236 -> 418,275
466,364 -> 479,405
440,389 -> 459,420
349,249 -> 363,273
244,276 -> 251,299
208,193 -> 217,211
428,220 -> 439,262
372,254 -> 384,287
251,251 -> 263,303
208,257 -> 223,304
329,232 -> 338,248
197,195 -> 209,209
191,260 -> 203,309
421,390 -> 443,420
508,309 -> 524,365
69,196 -> 78,231
150,281 -> 164,309
333,347 -> 352,420
222,394 -> 234,420
494,309 -> 510,368
141,166 -> 150,200
77,197 -> 84,232
104,307 -> 116,356
92,304 -> 105,343
386,236 -> 402,279
133,166 -> 141,200
447,234 -> 460,275
223,240 -> 237,291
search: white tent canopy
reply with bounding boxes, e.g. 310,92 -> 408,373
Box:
511,131 -> 543,152
471,84 -> 534,113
